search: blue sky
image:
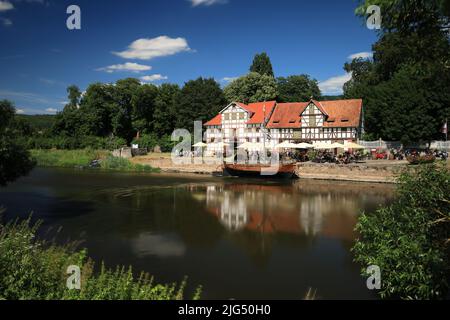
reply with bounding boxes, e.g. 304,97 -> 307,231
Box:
0,0 -> 377,114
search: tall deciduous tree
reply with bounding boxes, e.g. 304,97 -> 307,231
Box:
224,72 -> 278,104
344,0 -> 450,142
176,78 -> 226,131
277,75 -> 321,102
0,100 -> 35,186
249,52 -> 274,77
153,84 -> 180,136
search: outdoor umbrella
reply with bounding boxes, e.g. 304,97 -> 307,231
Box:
296,143 -> 314,149
193,142 -> 208,147
344,141 -> 365,149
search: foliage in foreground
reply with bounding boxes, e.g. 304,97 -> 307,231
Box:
352,163 -> 450,299
30,149 -> 160,173
0,218 -> 199,300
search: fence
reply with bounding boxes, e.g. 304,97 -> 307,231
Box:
357,139 -> 450,151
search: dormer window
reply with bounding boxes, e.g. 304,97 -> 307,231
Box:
341,118 -> 349,122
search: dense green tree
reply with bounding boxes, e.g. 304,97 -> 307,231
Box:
111,78 -> 141,142
66,85 -> 82,109
0,100 -> 35,186
277,75 -> 321,102
176,78 -> 226,131
131,84 -> 158,137
153,83 -> 181,136
223,72 -> 278,104
249,52 -> 274,77
353,164 -> 450,299
345,0 -> 450,142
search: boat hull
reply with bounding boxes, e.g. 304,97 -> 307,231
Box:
223,163 -> 297,179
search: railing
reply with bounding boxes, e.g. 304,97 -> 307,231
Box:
357,139 -> 450,150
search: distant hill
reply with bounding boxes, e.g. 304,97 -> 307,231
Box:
16,114 -> 56,131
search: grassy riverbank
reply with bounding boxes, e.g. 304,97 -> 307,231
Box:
0,217 -> 199,300
30,149 -> 160,173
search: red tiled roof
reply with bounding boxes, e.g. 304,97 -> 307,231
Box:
266,102 -> 307,128
204,114 -> 222,126
266,99 -> 362,128
204,101 -> 276,126
245,101 -> 276,124
321,99 -> 362,128
205,99 -> 362,128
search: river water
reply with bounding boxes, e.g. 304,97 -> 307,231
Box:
0,168 -> 395,299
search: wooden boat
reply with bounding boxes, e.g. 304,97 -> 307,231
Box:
223,163 -> 297,179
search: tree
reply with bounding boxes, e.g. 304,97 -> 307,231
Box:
277,75 -> 321,102
175,78 -> 226,131
153,83 -> 181,136
223,72 -> 278,104
0,100 -> 35,186
111,78 -> 141,142
353,163 -> 450,299
249,52 -> 274,77
345,0 -> 450,142
131,84 -> 158,136
67,85 -> 82,109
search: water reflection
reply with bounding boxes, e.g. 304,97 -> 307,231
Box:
199,181 -> 386,241
0,168 -> 395,299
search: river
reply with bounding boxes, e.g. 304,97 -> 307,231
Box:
0,168 -> 395,299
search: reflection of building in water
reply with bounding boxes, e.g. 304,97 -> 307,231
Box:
201,183 -> 369,240
220,190 -> 248,231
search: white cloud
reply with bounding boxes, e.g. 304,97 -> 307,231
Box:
348,51 -> 373,60
190,0 -> 227,6
45,108 -> 57,113
1,17 -> 12,26
221,76 -> 238,83
319,73 -> 352,95
0,1 -> 13,11
113,36 -> 191,60
16,108 -> 25,114
96,62 -> 152,73
140,74 -> 168,82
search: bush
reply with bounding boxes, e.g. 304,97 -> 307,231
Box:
100,156 -> 159,173
132,134 -> 176,153
0,217 -> 197,300
352,163 -> 450,299
23,136 -> 127,151
30,149 -> 106,168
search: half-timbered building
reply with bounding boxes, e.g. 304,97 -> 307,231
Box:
204,99 -> 363,151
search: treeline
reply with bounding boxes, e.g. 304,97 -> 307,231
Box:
11,53 -> 321,151
344,0 -> 450,144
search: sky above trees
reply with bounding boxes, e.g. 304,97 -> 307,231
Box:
0,0 -> 377,114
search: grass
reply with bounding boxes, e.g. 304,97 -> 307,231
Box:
0,217 -> 200,300
30,149 -> 160,173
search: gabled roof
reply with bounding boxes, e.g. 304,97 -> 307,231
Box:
266,99 -> 362,129
266,102 -> 307,128
204,101 -> 276,126
244,101 -> 276,124
204,114 -> 222,126
321,99 -> 362,128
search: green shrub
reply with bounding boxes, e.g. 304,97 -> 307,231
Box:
0,217 -> 197,300
132,134 -> 176,153
100,156 -> 159,173
352,163 -> 450,299
30,149 -> 106,168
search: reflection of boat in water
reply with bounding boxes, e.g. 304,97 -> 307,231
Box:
223,163 -> 297,179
